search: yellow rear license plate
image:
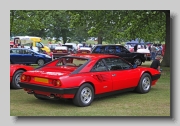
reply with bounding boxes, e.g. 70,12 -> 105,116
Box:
57,51 -> 62,53
34,77 -> 48,83
82,52 -> 86,53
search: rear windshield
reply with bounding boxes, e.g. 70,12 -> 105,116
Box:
56,57 -> 89,67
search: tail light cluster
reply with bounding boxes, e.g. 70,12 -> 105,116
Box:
51,79 -> 61,86
146,53 -> 151,57
21,74 -> 31,82
21,75 -> 62,87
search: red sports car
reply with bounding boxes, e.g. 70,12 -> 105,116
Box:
10,64 -> 34,89
19,54 -> 161,107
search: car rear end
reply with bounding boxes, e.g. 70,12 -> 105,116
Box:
77,47 -> 91,54
52,46 -> 70,59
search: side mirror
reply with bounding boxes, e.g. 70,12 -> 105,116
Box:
133,64 -> 137,68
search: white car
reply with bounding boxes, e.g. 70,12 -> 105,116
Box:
77,47 -> 92,53
52,46 -> 69,59
137,48 -> 151,61
65,43 -> 77,50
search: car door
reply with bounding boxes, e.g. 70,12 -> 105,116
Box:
90,59 -> 113,94
117,46 -> 133,63
103,57 -> 139,91
10,49 -> 23,63
21,49 -> 36,64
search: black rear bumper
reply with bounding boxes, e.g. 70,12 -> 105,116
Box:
19,82 -> 79,94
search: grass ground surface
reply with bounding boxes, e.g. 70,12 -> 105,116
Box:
10,61 -> 170,116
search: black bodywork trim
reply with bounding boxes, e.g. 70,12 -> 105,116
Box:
19,82 -> 79,94
94,87 -> 135,98
152,74 -> 161,81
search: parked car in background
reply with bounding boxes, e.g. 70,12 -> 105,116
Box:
19,54 -> 161,107
77,47 -> 92,54
77,43 -> 83,51
137,48 -> 151,61
65,42 -> 77,50
48,44 -> 60,52
62,44 -> 76,54
52,46 -> 70,59
91,45 -> 146,66
10,48 -> 52,66
10,64 -> 34,89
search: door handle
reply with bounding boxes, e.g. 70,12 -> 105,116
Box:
112,74 -> 116,76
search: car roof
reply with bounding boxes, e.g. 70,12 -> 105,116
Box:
10,48 -> 38,53
69,53 -> 119,60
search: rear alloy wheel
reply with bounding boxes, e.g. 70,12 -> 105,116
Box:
73,83 -> 94,107
133,58 -> 142,66
135,73 -> 152,93
11,70 -> 24,89
37,59 -> 45,66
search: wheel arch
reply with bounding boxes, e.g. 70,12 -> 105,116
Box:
80,81 -> 95,94
12,68 -> 26,77
139,71 -> 153,82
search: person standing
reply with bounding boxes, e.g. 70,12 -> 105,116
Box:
150,55 -> 162,72
150,45 -> 156,61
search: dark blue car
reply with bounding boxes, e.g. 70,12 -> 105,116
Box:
10,48 -> 52,66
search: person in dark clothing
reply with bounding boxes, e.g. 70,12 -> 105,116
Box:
150,55 -> 162,72
134,44 -> 138,52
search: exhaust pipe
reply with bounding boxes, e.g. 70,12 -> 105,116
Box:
27,90 -> 34,94
49,94 -> 55,99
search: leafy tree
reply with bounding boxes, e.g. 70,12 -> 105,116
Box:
10,10 -> 48,37
69,10 -> 170,67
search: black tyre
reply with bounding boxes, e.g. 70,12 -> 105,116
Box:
37,59 -> 45,66
73,83 -> 94,107
11,70 -> 24,89
133,58 -> 142,66
135,73 -> 152,93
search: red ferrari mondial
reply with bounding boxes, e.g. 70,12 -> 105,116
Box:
10,64 -> 34,89
19,54 -> 161,107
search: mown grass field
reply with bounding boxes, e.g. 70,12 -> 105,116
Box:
10,61 -> 171,116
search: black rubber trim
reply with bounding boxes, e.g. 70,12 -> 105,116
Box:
19,82 -> 79,94
152,74 -> 161,81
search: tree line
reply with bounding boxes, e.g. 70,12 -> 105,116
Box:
10,10 -> 170,67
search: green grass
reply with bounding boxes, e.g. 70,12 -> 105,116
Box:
10,61 -> 170,116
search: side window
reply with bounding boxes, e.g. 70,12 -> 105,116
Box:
36,42 -> 43,48
104,58 -> 132,70
120,46 -> 129,53
10,49 -> 16,54
93,46 -> 105,53
106,46 -> 116,54
91,59 -> 108,72
115,46 -> 121,53
13,49 -> 23,54
23,49 -> 31,54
